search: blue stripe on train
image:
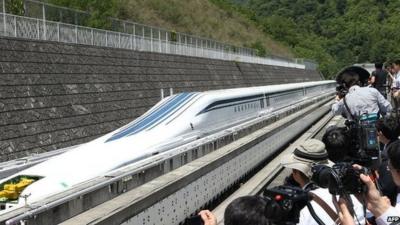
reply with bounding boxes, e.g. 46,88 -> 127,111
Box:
106,93 -> 189,142
106,92 -> 195,142
124,92 -> 195,137
109,94 -> 178,137
145,92 -> 199,130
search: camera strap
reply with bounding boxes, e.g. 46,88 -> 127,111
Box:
309,192 -> 339,223
343,96 -> 356,121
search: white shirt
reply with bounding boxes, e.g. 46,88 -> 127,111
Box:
331,85 -> 392,119
375,194 -> 400,225
376,207 -> 400,225
297,188 -> 366,225
393,71 -> 400,89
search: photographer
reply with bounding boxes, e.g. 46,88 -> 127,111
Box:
371,62 -> 388,98
375,116 -> 400,206
376,116 -> 400,159
387,140 -> 400,210
322,117 -> 399,206
334,165 -> 397,225
348,140 -> 400,225
331,66 -> 392,119
224,196 -> 272,225
197,196 -> 274,225
322,126 -> 350,163
282,139 -> 365,225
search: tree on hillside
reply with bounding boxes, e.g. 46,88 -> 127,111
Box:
223,0 -> 400,77
45,0 -> 121,29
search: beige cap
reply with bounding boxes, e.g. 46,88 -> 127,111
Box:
282,139 -> 333,178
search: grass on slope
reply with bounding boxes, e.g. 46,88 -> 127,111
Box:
117,0 -> 293,58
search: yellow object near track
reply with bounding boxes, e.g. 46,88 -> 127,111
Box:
0,178 -> 35,201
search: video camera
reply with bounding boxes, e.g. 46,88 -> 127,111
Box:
345,113 -> 380,169
336,85 -> 348,99
311,162 -> 368,196
263,185 -> 311,225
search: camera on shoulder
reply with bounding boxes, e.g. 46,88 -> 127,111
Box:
345,113 -> 380,169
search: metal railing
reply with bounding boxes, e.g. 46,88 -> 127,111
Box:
0,0 -> 313,68
0,12 -> 306,68
10,0 -> 262,56
295,58 -> 318,70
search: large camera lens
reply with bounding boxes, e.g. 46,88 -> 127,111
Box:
312,163 -> 367,195
311,165 -> 332,189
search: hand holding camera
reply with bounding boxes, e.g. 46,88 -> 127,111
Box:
352,165 -> 391,218
186,210 -> 216,225
336,85 -> 348,100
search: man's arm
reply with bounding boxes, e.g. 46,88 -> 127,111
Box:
356,170 -> 396,225
371,75 -> 376,86
376,90 -> 392,113
331,96 -> 345,115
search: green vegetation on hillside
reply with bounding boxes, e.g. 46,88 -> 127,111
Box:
221,0 -> 400,77
44,0 -> 293,58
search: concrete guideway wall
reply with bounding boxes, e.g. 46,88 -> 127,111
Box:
0,37 -> 323,162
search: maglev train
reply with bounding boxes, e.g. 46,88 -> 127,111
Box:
0,80 -> 334,212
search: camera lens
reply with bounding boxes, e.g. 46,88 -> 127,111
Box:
311,165 -> 332,189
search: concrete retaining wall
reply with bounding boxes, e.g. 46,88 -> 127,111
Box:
0,37 -> 322,161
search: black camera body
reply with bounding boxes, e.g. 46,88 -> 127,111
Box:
263,185 -> 311,224
311,162 -> 368,195
336,85 -> 348,99
345,113 -> 380,169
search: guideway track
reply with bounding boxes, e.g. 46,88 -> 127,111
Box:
57,98 -> 333,225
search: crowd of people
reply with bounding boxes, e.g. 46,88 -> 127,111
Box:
190,64 -> 400,225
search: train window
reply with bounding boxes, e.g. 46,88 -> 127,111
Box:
241,105 -> 244,111
234,107 -> 236,112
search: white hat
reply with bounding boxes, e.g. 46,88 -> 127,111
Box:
282,139 -> 333,178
